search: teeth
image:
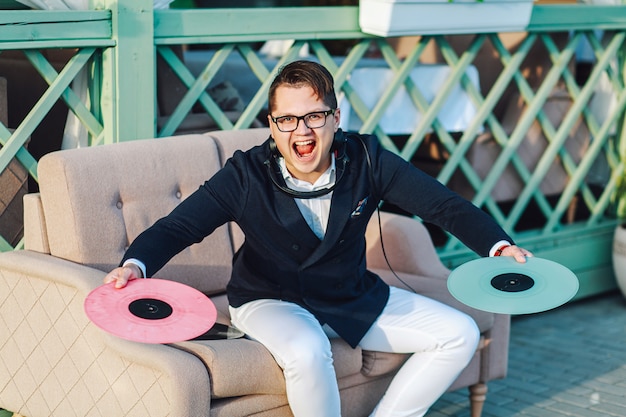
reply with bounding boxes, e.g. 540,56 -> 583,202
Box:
293,140 -> 315,157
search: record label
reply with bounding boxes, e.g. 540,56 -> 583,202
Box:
84,278 -> 217,344
447,256 -> 579,315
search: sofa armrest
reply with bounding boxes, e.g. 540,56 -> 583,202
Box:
479,312 -> 510,381
0,250 -> 211,417
366,211 -> 450,280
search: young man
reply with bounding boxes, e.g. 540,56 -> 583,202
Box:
105,60 -> 531,417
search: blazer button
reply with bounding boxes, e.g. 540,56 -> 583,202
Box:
292,244 -> 300,251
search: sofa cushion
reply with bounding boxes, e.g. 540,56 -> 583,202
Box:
37,134 -> 234,295
173,336 -> 363,398
361,350 -> 409,377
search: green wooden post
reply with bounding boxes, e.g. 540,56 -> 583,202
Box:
617,32 -> 626,221
95,0 -> 156,143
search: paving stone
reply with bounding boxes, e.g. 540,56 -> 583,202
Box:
552,391 -> 598,408
481,402 -> 527,417
588,401 -> 626,417
581,380 -> 626,397
517,404 -> 572,416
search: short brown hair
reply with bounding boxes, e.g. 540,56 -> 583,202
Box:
268,60 -> 338,113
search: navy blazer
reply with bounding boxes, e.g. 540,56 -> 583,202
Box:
123,132 -> 512,347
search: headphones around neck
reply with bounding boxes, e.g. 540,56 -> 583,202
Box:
264,129 -> 349,199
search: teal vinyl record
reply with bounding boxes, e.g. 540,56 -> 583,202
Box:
447,257 -> 579,315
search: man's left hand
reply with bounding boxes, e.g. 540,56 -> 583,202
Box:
500,245 -> 533,263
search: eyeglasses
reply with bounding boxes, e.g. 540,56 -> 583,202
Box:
270,109 -> 335,132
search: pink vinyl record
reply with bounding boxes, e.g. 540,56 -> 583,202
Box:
84,278 -> 217,344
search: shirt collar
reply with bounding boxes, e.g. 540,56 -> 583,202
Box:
278,154 -> 336,192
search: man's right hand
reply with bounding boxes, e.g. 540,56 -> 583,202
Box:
103,264 -> 143,289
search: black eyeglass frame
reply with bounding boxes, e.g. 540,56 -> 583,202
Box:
270,109 -> 336,132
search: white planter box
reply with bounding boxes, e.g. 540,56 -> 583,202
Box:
359,0 -> 534,36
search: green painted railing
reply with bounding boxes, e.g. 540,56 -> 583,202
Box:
0,1 -> 624,298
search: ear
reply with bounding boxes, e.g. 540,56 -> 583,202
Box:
333,107 -> 341,131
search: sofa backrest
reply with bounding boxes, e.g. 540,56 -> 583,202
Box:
36,134 -> 235,295
207,128 -> 270,251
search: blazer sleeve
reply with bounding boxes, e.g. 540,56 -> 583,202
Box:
364,135 -> 513,257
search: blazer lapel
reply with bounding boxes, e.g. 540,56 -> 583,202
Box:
272,187 -> 322,250
301,166 -> 357,268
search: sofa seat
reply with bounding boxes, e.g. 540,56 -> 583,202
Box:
169,267 -> 496,403
173,337 -> 363,398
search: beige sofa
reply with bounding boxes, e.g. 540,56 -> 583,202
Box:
0,128 -> 510,417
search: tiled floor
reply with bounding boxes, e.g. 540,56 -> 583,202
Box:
429,291 -> 626,417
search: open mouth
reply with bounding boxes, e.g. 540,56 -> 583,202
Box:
293,140 -> 316,158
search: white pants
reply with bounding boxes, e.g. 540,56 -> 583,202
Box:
229,287 -> 480,417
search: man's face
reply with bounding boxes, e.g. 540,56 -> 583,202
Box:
268,85 -> 340,185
